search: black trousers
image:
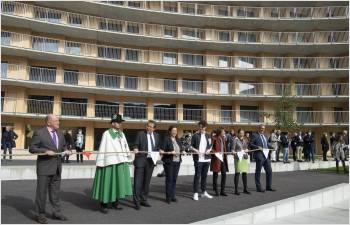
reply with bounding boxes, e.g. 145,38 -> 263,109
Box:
163,161 -> 180,200
292,147 -> 297,161
3,142 -> 12,160
255,157 -> 272,190
133,158 -> 154,205
276,147 -> 281,161
193,162 -> 210,193
322,150 -> 328,161
76,147 -> 83,163
213,163 -> 227,193
234,172 -> 248,191
35,168 -> 61,215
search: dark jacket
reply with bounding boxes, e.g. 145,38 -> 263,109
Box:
64,133 -> 74,150
133,130 -> 160,167
210,136 -> 229,172
291,135 -> 298,149
249,132 -> 272,160
191,132 -> 212,162
321,136 -> 329,151
280,134 -> 289,148
303,134 -> 314,151
296,135 -> 304,147
161,136 -> 184,163
2,130 -> 18,148
29,127 -> 67,175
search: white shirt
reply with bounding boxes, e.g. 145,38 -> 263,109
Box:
198,132 -> 211,162
147,132 -> 155,157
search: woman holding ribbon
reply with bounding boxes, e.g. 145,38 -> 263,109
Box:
231,128 -> 251,195
91,114 -> 133,213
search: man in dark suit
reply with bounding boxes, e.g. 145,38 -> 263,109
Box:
250,124 -> 276,193
133,120 -> 160,210
29,114 -> 71,224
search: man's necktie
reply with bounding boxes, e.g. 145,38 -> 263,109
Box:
51,130 -> 57,148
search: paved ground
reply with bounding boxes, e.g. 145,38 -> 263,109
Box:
265,200 -> 349,224
1,171 -> 348,224
1,159 -> 96,166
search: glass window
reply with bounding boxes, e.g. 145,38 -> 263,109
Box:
27,95 -> 54,115
240,105 -> 259,122
238,57 -> 257,68
164,27 -> 177,38
68,14 -> 82,26
64,70 -> 78,85
164,78 -> 177,92
99,20 -> 123,32
183,79 -> 203,93
61,98 -> 87,117
154,104 -> 176,120
219,31 -> 230,41
219,81 -> 229,94
1,32 -> 11,45
183,104 -> 203,121
65,42 -> 81,55
1,61 -> 8,78
29,66 -> 56,83
127,24 -> 139,34
218,56 -> 229,67
96,73 -> 121,88
34,9 -> 61,23
126,49 -> 139,61
125,76 -> 138,89
98,47 -> 121,59
220,105 -> 232,123
95,100 -> 119,118
32,37 -> 59,52
128,1 -> 141,8
183,54 -> 204,66
124,102 -> 147,119
163,53 -> 177,64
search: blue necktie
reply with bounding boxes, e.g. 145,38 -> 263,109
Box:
260,134 -> 267,149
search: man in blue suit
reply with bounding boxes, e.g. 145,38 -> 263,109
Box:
250,124 -> 276,192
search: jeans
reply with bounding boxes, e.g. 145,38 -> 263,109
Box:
3,142 -> 12,160
283,147 -> 289,162
193,161 -> 210,193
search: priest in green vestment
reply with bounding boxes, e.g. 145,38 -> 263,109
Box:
91,114 -> 133,213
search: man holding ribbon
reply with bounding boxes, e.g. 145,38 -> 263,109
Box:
29,114 -> 71,224
91,114 -> 133,213
133,120 -> 160,210
250,124 -> 276,193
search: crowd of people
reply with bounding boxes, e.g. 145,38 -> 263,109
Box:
6,113 -> 349,223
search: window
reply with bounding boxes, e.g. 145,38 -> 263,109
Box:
220,106 -> 232,123
1,91 -> 4,112
296,107 -> 313,123
334,107 -> 344,123
2,2 -> 14,14
163,53 -> 177,64
219,81 -> 230,94
95,101 -> 119,118
154,104 -> 176,120
330,58 -> 340,68
218,7 -> 228,16
274,58 -> 284,69
27,95 -> 54,115
64,70 -> 78,85
1,61 -> 8,78
183,104 -> 203,121
1,32 -> 11,45
183,54 -> 204,66
29,66 -> 56,83
126,49 -> 139,61
128,1 -> 141,8
68,14 -> 82,26
238,57 -> 257,68
238,32 -> 257,42
271,8 -> 279,17
183,79 -> 203,93
218,56 -> 229,67
294,58 -> 312,69
164,78 -> 177,92
182,29 -> 203,40
295,82 -> 311,96
99,20 -> 123,32
239,81 -> 261,95
219,31 -> 230,41
164,27 -> 177,38
98,47 -> 121,59
164,2 -> 177,12
237,9 -> 245,17
332,83 -> 342,95
182,4 -> 195,14
96,73 -> 121,88
240,105 -> 259,122
32,37 -> 59,52
127,24 -> 139,34
34,9 -> 61,23
61,98 -> 87,117
124,102 -> 147,119
125,76 -> 138,89
65,42 -> 81,55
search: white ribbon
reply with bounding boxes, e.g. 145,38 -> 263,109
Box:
237,151 -> 244,161
150,152 -> 160,165
215,152 -> 223,162
263,148 -> 269,159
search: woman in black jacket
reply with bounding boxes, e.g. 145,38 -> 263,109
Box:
160,126 -> 184,204
321,132 -> 330,161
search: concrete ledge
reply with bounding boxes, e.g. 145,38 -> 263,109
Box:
1,158 -> 348,180
192,183 -> 349,224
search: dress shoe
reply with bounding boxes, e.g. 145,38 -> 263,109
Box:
171,198 -> 178,202
234,191 -> 240,195
220,192 -> 228,196
134,203 -> 141,210
112,202 -> 123,210
257,188 -> 265,193
214,191 -> 219,196
52,213 -> 68,221
35,214 -> 48,224
266,188 -> 276,192
243,190 -> 251,194
166,199 -> 171,204
140,202 -> 151,207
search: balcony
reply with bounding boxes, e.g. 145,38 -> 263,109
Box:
1,64 -> 349,101
1,97 -> 348,125
2,31 -> 348,76
1,2 -> 348,53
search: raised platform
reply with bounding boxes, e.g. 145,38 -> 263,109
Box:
1,157 -> 348,180
1,171 -> 348,224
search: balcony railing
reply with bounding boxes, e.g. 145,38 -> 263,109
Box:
2,64 -> 349,97
1,2 -> 348,46
1,97 -> 348,125
98,1 -> 349,19
2,31 -> 349,70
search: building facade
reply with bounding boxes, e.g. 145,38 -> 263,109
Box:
1,1 -> 349,155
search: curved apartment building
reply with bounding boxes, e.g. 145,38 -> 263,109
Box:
1,1 -> 349,153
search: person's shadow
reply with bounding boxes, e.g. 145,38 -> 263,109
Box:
2,195 -> 36,221
59,189 -> 97,211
